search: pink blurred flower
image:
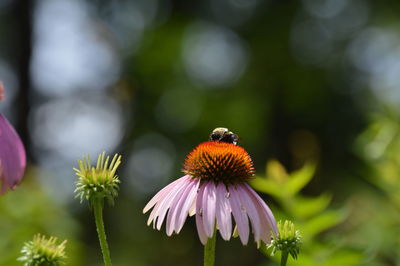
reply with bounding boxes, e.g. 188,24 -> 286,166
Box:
0,82 -> 26,193
143,140 -> 277,245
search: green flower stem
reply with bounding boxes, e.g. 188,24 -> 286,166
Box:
93,199 -> 112,266
280,251 -> 289,266
204,230 -> 217,266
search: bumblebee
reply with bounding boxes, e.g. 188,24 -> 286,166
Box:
209,127 -> 239,145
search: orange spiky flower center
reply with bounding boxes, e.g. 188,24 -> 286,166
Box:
182,141 -> 255,184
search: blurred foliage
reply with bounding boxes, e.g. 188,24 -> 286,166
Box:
356,111 -> 400,206
252,160 -> 362,265
349,110 -> 400,265
0,170 -> 83,266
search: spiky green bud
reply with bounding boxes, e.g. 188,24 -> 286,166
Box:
18,234 -> 67,266
74,152 -> 121,206
268,220 -> 301,260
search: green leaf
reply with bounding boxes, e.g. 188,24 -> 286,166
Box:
250,177 -> 283,199
286,162 -> 316,196
266,160 -> 288,184
290,194 -> 332,219
301,210 -> 345,239
323,250 -> 363,266
252,161 -> 318,200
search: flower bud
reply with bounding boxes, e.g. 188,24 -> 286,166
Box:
18,234 -> 67,266
268,220 -> 301,259
74,152 -> 121,206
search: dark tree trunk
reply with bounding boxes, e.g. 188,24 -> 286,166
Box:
11,0 -> 33,160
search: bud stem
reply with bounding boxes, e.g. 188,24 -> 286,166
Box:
93,198 -> 112,266
204,230 -> 217,266
280,251 -> 289,266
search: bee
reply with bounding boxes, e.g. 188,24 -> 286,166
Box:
209,127 -> 239,145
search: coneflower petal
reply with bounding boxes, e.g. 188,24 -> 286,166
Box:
146,180 -> 181,226
196,184 -> 208,245
155,179 -> 189,230
175,179 -> 200,233
202,182 -> 217,238
215,183 -> 232,241
143,175 -> 190,214
246,189 -> 271,243
166,183 -> 190,235
0,114 -> 26,194
188,198 -> 196,216
237,184 -> 261,243
146,176 -> 190,227
244,183 -> 278,236
166,177 -> 199,235
229,185 -> 250,245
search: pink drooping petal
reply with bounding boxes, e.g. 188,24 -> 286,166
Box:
237,184 -> 261,243
244,183 -> 278,237
244,186 -> 271,243
196,184 -> 208,245
165,181 -> 191,235
155,178 -> 191,230
143,175 -> 191,214
229,185 -> 250,245
142,174 -> 277,246
145,176 -> 191,227
0,114 -> 26,194
188,195 -> 196,216
202,181 -> 217,238
166,177 -> 199,236
175,178 -> 200,233
145,176 -> 188,226
215,183 -> 232,241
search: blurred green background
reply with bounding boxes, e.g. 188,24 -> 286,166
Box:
1,0 -> 400,265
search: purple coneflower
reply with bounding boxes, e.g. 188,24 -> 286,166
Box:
143,128 -> 277,246
0,82 -> 26,193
